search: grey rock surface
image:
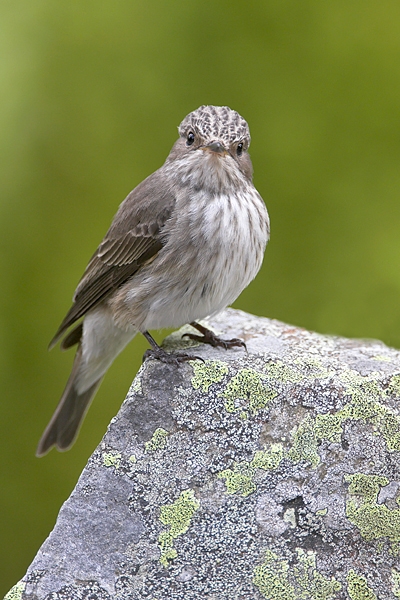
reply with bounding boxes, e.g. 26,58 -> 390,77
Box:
8,309 -> 400,599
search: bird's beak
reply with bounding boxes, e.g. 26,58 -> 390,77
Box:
203,141 -> 228,155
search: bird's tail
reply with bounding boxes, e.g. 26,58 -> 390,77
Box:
36,347 -> 103,457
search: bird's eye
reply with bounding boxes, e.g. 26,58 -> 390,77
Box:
236,142 -> 244,156
186,132 -> 195,146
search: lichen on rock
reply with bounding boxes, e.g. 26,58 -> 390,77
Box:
10,309 -> 400,599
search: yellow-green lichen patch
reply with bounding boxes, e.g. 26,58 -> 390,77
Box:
288,414 -> 320,467
345,473 -> 400,551
218,461 -> 256,497
261,368 -> 400,469
340,370 -> 383,399
252,444 -> 284,470
380,412 -> 400,451
263,357 -> 331,385
103,451 -> 121,468
313,411 -> 346,445
343,372 -> 400,451
373,354 -> 392,362
218,444 -> 284,497
391,542 -> 400,556
310,370 -> 400,452
158,489 -> 200,567
145,428 -> 169,452
253,549 -> 295,599
294,356 -> 332,380
346,569 -> 377,599
253,548 -> 341,599
275,369 -> 400,472
264,360 -> 304,383
392,568 -> 400,598
4,581 -> 25,600
292,548 -> 341,598
191,359 -> 229,393
387,373 -> 400,398
220,368 -> 277,415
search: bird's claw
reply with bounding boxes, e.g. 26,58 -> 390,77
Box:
143,348 -> 204,364
182,331 -> 247,351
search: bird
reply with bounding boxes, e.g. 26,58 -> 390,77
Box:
36,105 -> 270,456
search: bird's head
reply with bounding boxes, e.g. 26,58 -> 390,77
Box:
166,105 -> 253,186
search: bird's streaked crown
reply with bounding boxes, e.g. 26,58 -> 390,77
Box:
179,105 -> 250,147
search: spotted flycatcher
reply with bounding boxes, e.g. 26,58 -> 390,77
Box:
37,105 -> 270,456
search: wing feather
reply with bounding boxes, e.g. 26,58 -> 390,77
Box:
49,168 -> 175,349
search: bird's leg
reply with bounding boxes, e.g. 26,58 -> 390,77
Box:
182,321 -> 246,350
142,331 -> 204,364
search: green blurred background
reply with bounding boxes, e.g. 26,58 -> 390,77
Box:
2,0 -> 400,594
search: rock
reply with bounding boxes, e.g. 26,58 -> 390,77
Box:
8,309 -> 400,599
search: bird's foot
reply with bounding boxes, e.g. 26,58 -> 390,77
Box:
182,322 -> 247,351
143,347 -> 204,364
142,330 -> 204,364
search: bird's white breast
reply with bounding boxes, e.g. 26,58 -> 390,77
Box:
124,184 -> 269,332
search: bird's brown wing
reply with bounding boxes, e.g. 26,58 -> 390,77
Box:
49,168 -> 175,349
